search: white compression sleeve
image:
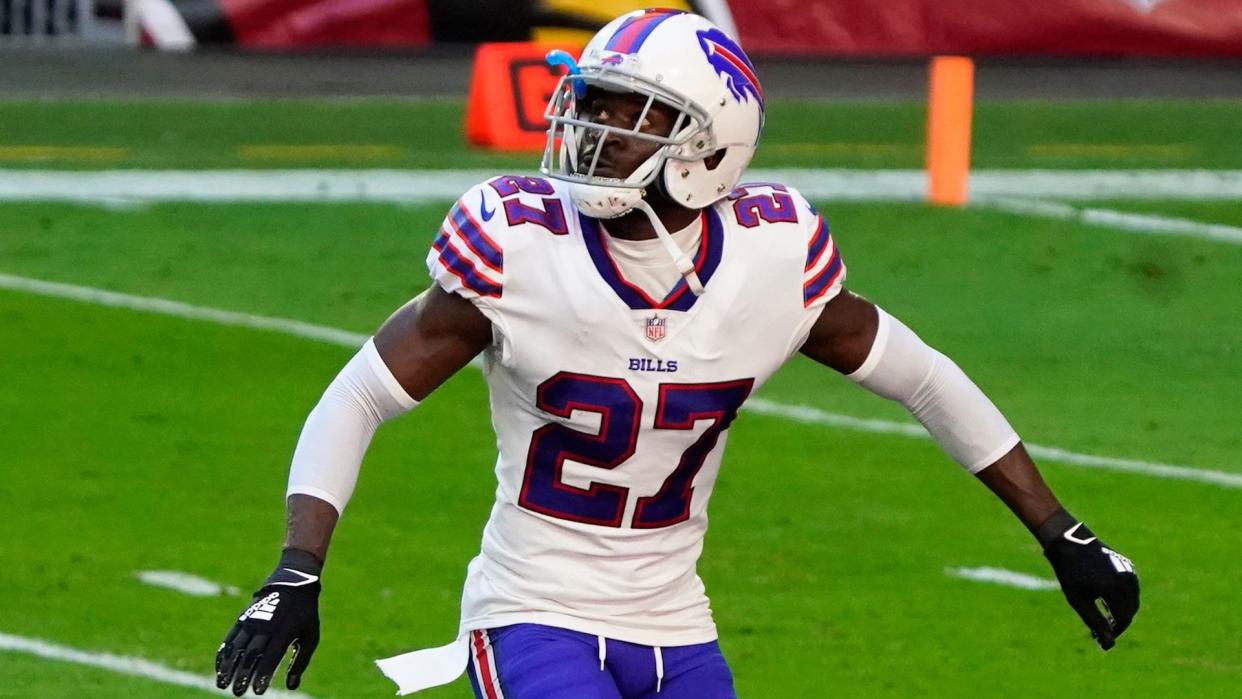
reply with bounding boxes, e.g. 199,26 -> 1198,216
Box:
848,309 -> 1020,472
286,338 -> 417,514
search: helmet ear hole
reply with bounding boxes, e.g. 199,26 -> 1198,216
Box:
704,149 -> 727,171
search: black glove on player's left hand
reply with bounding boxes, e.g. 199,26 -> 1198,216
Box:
1039,510 -> 1140,651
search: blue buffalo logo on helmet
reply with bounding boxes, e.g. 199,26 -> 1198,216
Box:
696,28 -> 764,110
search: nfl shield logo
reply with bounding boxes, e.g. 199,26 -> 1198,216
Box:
645,315 -> 667,342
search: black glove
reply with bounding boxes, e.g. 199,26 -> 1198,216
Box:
1038,510 -> 1140,650
216,548 -> 323,695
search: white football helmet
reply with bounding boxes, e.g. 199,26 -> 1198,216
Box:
540,9 -> 765,220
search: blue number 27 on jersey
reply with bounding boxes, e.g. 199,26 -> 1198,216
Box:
519,372 -> 753,529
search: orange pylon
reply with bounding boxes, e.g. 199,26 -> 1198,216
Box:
926,56 -> 975,206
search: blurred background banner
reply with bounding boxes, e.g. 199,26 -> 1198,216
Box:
0,0 -> 126,43
728,0 -> 1242,57
114,0 -> 1242,55
6,0 -> 1239,55
130,0 -> 735,50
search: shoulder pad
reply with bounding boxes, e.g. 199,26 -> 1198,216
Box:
427,181 -> 506,300
726,182 -> 845,306
723,182 -> 808,230
480,175 -> 571,236
426,176 -> 578,300
799,200 -> 845,309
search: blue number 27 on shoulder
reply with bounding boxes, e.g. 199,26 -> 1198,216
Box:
519,372 -> 754,528
488,176 -> 569,235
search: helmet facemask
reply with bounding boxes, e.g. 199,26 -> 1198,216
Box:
541,68 -> 715,219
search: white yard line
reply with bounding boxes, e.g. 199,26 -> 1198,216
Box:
3,169 -> 1242,204
744,399 -> 1242,489
0,169 -> 500,204
6,169 -> 1241,245
978,197 -> 1242,244
137,570 -> 241,597
0,274 -> 367,347
0,631 -> 311,698
2,271 -> 1238,491
945,567 -> 1060,591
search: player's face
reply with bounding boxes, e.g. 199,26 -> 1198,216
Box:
576,87 -> 678,180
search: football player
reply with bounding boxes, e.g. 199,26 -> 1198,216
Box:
214,9 -> 1139,698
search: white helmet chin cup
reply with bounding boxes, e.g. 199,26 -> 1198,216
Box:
568,182 -> 644,219
567,149 -> 663,218
541,10 -> 764,217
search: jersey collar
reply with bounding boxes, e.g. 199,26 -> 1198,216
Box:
579,207 -> 724,311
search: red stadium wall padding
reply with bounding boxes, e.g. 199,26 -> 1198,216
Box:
204,0 -> 433,48
151,0 -> 1242,56
727,0 -> 1242,57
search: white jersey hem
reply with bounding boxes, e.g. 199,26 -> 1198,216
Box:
459,611 -> 719,648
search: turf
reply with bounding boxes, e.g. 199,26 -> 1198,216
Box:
1090,199 -> 1242,227
0,196 -> 1239,698
2,99 -> 1242,170
2,93 -> 1239,696
0,653 -> 209,698
1,200 -> 1238,466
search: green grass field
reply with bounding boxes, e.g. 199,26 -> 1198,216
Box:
4,99 -> 1242,170
1,98 -> 1240,698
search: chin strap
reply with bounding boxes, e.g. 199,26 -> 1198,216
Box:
631,199 -> 705,296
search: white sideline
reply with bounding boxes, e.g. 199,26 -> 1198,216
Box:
4,168 -> 1242,204
0,274 -> 367,347
137,570 -> 241,597
6,169 -> 1242,246
0,631 -> 311,698
978,197 -> 1242,245
742,399 -> 1242,489
2,271 -> 1239,491
945,567 -> 1060,591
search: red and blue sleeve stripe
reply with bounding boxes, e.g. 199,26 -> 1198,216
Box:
804,248 -> 844,307
449,202 -> 504,273
805,217 -> 831,271
433,232 -> 503,298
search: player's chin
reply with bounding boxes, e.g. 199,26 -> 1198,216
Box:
577,156 -> 614,176
591,166 -> 625,179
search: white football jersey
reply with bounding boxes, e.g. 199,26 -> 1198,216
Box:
427,176 -> 845,647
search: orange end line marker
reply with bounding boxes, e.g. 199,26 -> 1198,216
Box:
926,56 -> 975,207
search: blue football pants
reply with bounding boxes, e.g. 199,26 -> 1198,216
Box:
465,623 -> 737,699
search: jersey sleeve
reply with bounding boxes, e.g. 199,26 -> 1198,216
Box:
796,192 -> 846,311
426,182 -> 506,306
777,186 -> 848,358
